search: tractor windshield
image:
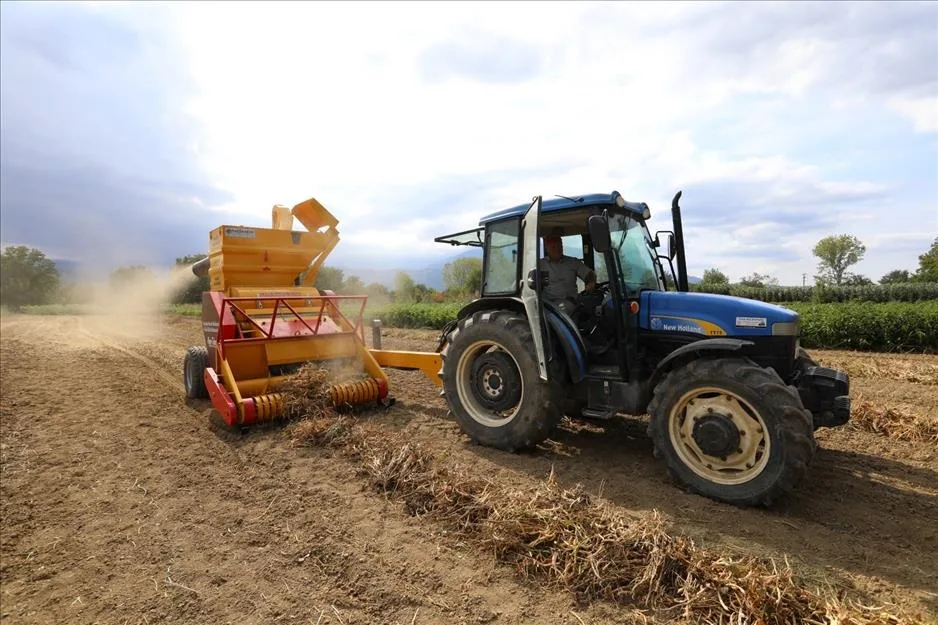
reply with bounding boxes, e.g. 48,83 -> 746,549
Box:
596,212 -> 664,294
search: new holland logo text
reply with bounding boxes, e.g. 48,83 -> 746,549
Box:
650,316 -> 725,336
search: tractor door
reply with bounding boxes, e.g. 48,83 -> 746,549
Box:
520,196 -> 551,382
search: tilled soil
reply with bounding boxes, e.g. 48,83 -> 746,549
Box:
1,314 -> 936,624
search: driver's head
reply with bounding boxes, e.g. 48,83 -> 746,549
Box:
544,234 -> 563,261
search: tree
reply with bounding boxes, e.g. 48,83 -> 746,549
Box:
738,272 -> 778,288
173,253 -> 209,303
315,266 -> 345,292
879,269 -> 912,285
841,273 -> 873,286
343,275 -> 365,294
0,245 -> 61,311
700,268 -> 729,286
443,257 -> 483,296
812,234 -> 865,286
364,282 -> 390,300
914,237 -> 938,282
394,271 -> 416,302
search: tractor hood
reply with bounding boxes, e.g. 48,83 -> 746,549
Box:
638,291 -> 800,338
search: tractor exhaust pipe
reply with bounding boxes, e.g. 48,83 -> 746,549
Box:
671,191 -> 689,292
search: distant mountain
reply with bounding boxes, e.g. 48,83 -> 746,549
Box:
339,248 -> 482,291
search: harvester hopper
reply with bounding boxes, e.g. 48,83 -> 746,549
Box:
183,198 -> 443,427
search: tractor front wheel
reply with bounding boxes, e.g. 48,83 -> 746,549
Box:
647,357 -> 816,507
184,346 -> 209,400
440,310 -> 564,452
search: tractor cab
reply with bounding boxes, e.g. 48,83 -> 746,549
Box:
435,191 -> 678,382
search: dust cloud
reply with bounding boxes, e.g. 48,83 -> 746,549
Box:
73,263 -> 201,342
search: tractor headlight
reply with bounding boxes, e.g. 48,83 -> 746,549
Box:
642,206 -> 651,220
615,195 -> 626,208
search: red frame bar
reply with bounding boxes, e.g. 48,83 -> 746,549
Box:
215,295 -> 369,356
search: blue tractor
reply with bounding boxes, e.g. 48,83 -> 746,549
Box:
433,191 -> 851,507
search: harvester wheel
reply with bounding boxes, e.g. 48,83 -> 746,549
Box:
184,346 -> 209,400
647,356 -> 816,507
440,310 -> 564,452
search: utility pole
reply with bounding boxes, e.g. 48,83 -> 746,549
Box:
802,273 -> 806,287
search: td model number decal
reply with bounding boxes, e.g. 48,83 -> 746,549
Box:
735,316 -> 767,328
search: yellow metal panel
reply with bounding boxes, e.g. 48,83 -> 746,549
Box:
292,197 -> 339,231
224,342 -> 270,380
264,334 -> 359,366
207,220 -> 338,292
370,349 -> 443,387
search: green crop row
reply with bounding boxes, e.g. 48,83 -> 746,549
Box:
368,301 -> 938,353
783,301 -> 938,352
693,282 -> 938,303
366,302 -> 464,331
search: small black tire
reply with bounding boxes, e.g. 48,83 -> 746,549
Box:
184,346 -> 209,400
440,309 -> 564,452
647,356 -> 816,507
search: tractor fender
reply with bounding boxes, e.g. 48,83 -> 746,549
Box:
456,297 -> 525,320
454,297 -> 586,384
543,306 -> 587,384
649,338 -> 755,390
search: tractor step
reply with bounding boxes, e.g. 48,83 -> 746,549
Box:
587,364 -> 620,378
580,407 -> 617,420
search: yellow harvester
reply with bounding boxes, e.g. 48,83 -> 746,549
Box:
183,197 -> 442,427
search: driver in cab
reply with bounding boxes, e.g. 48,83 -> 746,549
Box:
538,232 -> 596,316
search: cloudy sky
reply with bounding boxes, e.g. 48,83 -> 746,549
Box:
1,1 -> 935,285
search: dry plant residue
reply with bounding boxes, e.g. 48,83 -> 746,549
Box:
851,400 -> 938,443
279,365 -> 928,625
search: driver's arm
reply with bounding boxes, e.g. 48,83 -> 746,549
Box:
577,261 -> 596,292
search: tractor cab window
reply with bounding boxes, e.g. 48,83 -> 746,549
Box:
600,214 -> 664,294
482,218 -> 521,296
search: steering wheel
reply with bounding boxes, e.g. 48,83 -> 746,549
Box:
574,280 -> 609,313
580,280 -> 610,298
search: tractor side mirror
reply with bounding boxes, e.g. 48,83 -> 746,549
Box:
654,231 -> 676,260
527,268 -> 549,290
588,215 -> 611,253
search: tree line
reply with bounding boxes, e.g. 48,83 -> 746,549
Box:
314,256 -> 482,304
696,234 -> 937,289
3,234 -> 934,311
0,245 -> 484,310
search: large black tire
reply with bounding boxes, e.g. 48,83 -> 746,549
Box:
440,310 -> 564,452
647,356 -> 816,507
184,346 -> 209,400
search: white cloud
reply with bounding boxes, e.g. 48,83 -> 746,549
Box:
888,96 -> 938,133
2,1 -> 935,285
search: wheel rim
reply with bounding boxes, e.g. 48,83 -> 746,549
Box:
455,340 -> 524,428
667,386 -> 771,485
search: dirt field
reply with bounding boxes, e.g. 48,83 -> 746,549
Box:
1,312 -> 936,624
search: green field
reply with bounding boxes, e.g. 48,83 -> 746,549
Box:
8,298 -> 937,353
367,300 -> 938,353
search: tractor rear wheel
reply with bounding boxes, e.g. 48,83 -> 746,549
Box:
440,310 -> 564,452
184,346 -> 209,400
647,356 -> 816,507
